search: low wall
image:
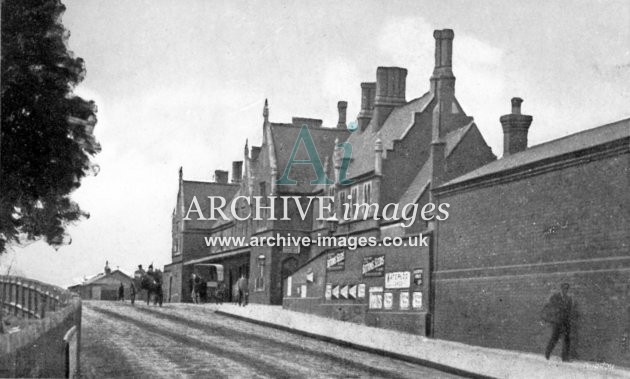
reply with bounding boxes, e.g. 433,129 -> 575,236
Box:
0,276 -> 82,378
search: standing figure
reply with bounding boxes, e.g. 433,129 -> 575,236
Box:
542,283 -> 575,361
191,273 -> 200,304
130,282 -> 136,305
236,275 -> 249,306
118,282 -> 125,301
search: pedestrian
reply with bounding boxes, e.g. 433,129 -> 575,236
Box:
130,282 -> 136,305
191,273 -> 200,304
118,282 -> 125,302
236,275 -> 248,306
542,282 -> 575,361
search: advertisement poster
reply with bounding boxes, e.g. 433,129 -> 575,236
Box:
332,285 -> 340,299
385,271 -> 411,289
300,284 -> 307,298
326,251 -> 345,271
362,255 -> 385,277
412,292 -> 423,309
400,292 -> 410,310
358,284 -> 366,299
413,268 -> 423,286
383,292 -> 393,310
369,293 -> 383,309
325,283 -> 332,301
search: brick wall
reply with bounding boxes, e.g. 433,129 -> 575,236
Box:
434,150 -> 630,366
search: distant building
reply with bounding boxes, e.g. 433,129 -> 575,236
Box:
68,261 -> 135,300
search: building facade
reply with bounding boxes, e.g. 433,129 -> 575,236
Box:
164,28 -> 629,366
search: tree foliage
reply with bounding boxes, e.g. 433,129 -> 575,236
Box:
1,0 -> 100,253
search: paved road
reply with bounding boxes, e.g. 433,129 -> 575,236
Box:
81,301 -> 461,378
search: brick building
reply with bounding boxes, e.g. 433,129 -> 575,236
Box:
164,28 -> 629,366
433,106 -> 630,365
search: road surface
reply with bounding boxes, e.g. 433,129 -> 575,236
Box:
81,301 -> 461,378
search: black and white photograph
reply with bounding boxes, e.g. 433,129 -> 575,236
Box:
1,1 -> 629,378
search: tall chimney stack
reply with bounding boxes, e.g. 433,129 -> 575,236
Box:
214,170 -> 229,184
336,101 -> 347,129
501,97 -> 533,156
357,82 -> 376,132
430,29 -> 456,101
373,67 -> 407,131
232,161 -> 243,183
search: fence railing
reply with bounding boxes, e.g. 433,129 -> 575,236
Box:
0,275 -> 81,378
0,276 -> 72,319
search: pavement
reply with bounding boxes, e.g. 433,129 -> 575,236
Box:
208,302 -> 630,379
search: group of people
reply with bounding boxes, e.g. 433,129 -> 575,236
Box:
190,273 -> 248,306
117,281 -> 136,305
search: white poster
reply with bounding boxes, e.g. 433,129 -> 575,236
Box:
399,292 -> 410,310
300,284 -> 307,298
369,293 -> 382,309
383,292 -> 393,309
385,271 -> 411,289
332,285 -> 340,299
306,271 -> 314,283
412,292 -> 423,309
287,276 -> 292,296
325,283 -> 332,300
358,284 -> 366,298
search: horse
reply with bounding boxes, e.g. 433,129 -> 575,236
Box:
133,268 -> 163,306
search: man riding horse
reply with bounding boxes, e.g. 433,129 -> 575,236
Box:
133,264 -> 163,306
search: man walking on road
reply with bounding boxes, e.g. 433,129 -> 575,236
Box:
118,282 -> 125,301
237,275 -> 248,306
542,282 -> 575,361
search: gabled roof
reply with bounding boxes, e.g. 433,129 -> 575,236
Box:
182,180 -> 239,228
81,270 -> 131,286
270,123 -> 350,192
442,118 -> 630,188
396,122 -> 475,210
345,93 -> 434,178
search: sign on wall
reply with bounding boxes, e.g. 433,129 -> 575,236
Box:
340,285 -> 348,299
332,285 -> 340,299
369,286 -> 383,309
349,285 -> 357,299
413,268 -> 423,286
358,284 -> 366,299
412,292 -> 423,309
325,283 -> 332,300
400,292 -> 410,310
383,292 -> 393,309
326,251 -> 345,271
300,284 -> 307,298
385,271 -> 411,289
306,269 -> 314,283
362,255 -> 385,277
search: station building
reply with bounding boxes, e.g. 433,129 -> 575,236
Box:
163,29 -> 629,366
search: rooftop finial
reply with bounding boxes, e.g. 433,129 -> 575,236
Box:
263,99 -> 269,122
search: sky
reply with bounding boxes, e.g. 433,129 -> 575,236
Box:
1,0 -> 628,287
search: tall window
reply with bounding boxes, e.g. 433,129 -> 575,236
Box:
363,182 -> 372,204
259,182 -> 267,204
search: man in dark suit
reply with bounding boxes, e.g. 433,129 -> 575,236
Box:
543,282 -> 575,361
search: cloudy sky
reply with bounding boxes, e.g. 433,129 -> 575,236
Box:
2,0 -> 628,286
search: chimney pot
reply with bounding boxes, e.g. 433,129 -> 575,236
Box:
511,97 -> 523,115
337,101 -> 348,129
373,67 -> 407,130
214,170 -> 229,184
232,161 -> 243,183
430,29 -> 456,99
500,97 -> 533,156
357,82 -> 376,132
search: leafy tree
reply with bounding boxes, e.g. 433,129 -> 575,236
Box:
1,0 -> 100,254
